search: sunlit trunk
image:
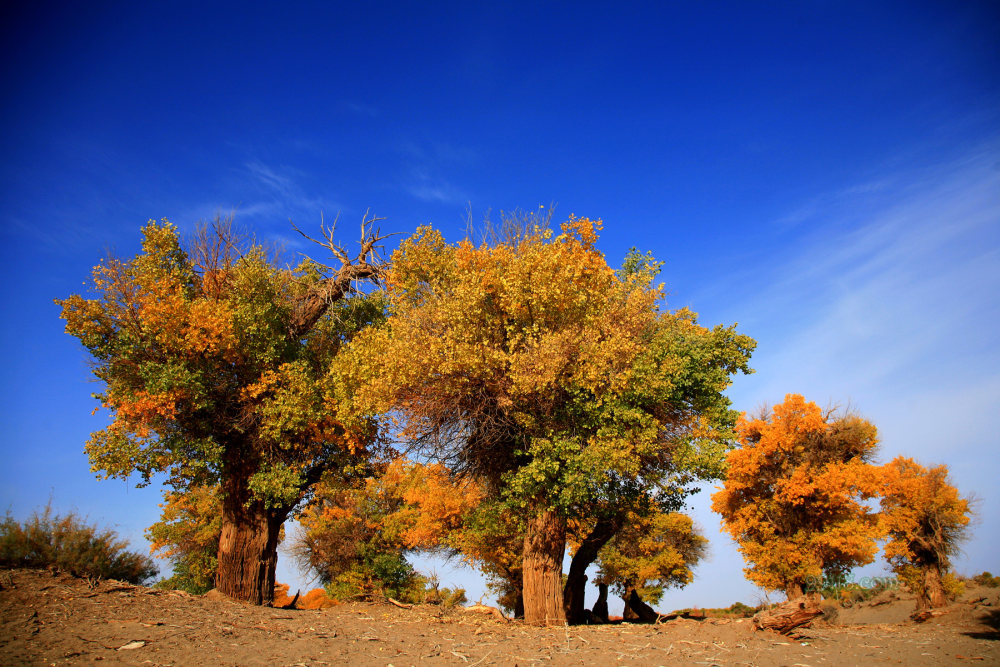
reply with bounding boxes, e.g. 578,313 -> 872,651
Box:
522,509 -> 567,626
921,564 -> 948,609
215,447 -> 289,605
785,582 -> 805,600
216,496 -> 286,605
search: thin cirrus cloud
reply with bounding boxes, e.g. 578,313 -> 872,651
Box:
729,144 -> 1000,410
407,180 -> 469,205
720,142 -> 999,571
400,141 -> 475,205
183,161 -> 346,240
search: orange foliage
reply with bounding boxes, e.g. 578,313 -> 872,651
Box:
273,583 -> 339,609
295,458 -> 482,594
879,456 -> 970,609
376,459 -> 484,549
711,394 -> 881,598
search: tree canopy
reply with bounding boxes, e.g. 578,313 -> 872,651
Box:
594,509 -> 707,612
711,394 -> 882,599
58,216 -> 386,603
340,214 -> 755,623
879,456 -> 971,609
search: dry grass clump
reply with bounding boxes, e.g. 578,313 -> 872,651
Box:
0,503 -> 157,584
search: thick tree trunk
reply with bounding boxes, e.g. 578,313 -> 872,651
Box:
215,449 -> 290,605
785,582 -> 805,600
522,509 -> 567,626
563,516 -> 620,625
920,564 -> 948,610
216,497 -> 287,605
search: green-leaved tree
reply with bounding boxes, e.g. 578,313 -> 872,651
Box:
58,216 -> 387,604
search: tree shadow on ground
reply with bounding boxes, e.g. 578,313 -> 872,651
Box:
962,608 -> 1000,640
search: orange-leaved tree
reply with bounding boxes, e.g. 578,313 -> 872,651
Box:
711,394 -> 881,599
294,458 -> 481,602
340,213 -> 755,624
879,456 -> 971,610
58,216 -> 387,604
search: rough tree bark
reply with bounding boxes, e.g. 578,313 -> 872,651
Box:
920,563 -> 949,609
216,506 -> 286,604
215,466 -> 289,605
522,509 -> 567,626
213,216 -> 386,605
563,516 -> 620,624
785,582 -> 805,600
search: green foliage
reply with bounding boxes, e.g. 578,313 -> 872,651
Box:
619,247 -> 665,282
146,485 -> 222,594
350,214 -> 755,529
0,504 -> 157,584
153,558 -> 215,595
57,216 -> 385,507
322,544 -> 434,603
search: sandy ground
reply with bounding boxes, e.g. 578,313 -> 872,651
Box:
1,568 -> 997,666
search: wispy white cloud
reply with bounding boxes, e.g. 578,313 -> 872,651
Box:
733,146 -> 1000,404
181,161 -> 347,247
407,180 -> 468,204
399,141 -> 475,205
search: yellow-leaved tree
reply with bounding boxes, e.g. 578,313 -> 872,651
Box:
711,394 -> 881,599
593,509 -> 707,621
339,213 -> 755,624
879,456 -> 971,610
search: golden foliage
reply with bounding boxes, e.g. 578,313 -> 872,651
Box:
878,456 -> 970,607
596,510 -> 707,604
711,394 -> 881,596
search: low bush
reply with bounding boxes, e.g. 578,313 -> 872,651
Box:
971,571 -> 1000,588
0,504 -> 157,584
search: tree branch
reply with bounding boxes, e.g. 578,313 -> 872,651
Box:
287,211 -> 391,339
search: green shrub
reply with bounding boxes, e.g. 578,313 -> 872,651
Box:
152,556 -> 216,595
0,504 -> 157,584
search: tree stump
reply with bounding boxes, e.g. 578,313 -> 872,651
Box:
752,597 -> 822,634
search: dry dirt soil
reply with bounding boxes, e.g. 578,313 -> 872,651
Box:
2,568 -> 997,666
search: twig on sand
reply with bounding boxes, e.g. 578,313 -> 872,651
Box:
386,597 -> 413,609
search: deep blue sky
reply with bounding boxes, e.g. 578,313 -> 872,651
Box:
2,2 -> 998,610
